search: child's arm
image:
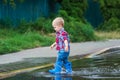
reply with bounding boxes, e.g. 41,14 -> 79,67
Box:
50,42 -> 56,49
64,40 -> 69,52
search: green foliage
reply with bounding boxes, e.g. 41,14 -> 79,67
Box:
61,0 -> 88,20
18,18 -> 53,33
33,18 -> 53,33
17,19 -> 33,33
57,0 -> 97,42
98,17 -> 120,32
57,10 -> 69,19
57,9 -> 97,42
96,0 -> 120,31
0,29 -> 54,54
97,0 -> 120,20
65,21 -> 96,42
0,19 -> 13,28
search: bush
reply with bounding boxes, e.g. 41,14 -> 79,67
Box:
56,10 -> 97,42
61,0 -> 88,19
17,19 -> 33,33
98,17 -> 120,32
18,17 -> 53,33
57,10 -> 69,20
33,17 -> 53,33
0,19 -> 13,28
65,20 -> 97,42
97,0 -> 120,20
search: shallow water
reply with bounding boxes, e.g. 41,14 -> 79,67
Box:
3,49 -> 120,80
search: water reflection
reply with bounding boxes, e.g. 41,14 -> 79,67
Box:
33,72 -> 73,80
54,75 -> 72,80
2,49 -> 120,80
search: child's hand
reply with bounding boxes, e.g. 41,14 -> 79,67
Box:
50,42 -> 56,49
65,46 -> 68,52
50,44 -> 54,49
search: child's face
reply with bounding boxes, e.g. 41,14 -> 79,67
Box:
53,23 -> 62,32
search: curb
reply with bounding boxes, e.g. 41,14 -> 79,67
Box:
85,46 -> 120,58
0,63 -> 53,79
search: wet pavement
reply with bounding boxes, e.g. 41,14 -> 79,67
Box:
2,48 -> 120,80
0,39 -> 120,79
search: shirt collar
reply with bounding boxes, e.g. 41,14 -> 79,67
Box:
57,28 -> 64,34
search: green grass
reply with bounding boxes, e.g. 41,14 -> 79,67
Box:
0,29 -> 54,54
95,31 -> 120,40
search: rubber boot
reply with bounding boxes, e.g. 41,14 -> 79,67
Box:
49,63 -> 62,74
64,62 -> 72,74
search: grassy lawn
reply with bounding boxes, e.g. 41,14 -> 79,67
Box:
0,29 -> 54,54
95,31 -> 120,40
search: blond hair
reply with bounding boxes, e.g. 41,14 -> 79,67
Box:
52,17 -> 64,26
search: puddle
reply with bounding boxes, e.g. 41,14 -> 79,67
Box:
2,48 -> 120,80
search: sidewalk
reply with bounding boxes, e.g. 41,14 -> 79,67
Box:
0,39 -> 120,64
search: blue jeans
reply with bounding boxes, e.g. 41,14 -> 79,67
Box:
49,50 -> 72,74
56,50 -> 70,68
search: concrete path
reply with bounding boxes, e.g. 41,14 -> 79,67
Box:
0,39 -> 120,64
